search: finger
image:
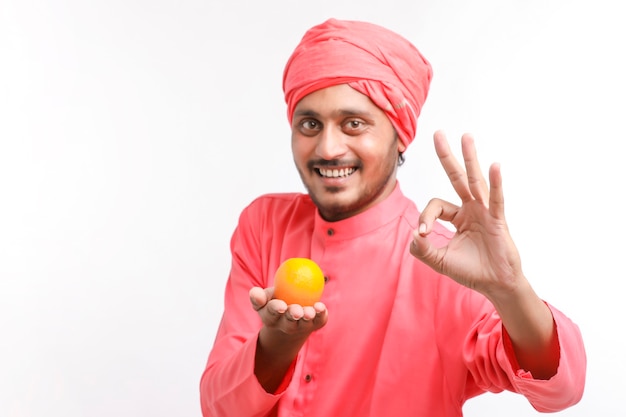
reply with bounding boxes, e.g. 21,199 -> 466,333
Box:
301,305 -> 318,321
312,302 -> 329,325
461,133 -> 489,205
313,301 -> 327,313
249,286 -> 269,311
265,298 -> 288,316
488,162 -> 505,219
418,198 -> 461,235
285,304 -> 305,321
256,298 -> 288,327
299,302 -> 328,321
433,130 -> 473,203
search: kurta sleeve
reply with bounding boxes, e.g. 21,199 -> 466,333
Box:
503,304 -> 586,412
199,201 -> 293,417
465,302 -> 586,412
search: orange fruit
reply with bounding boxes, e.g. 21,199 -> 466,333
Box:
273,258 -> 325,306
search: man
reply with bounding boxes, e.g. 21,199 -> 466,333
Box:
200,18 -> 586,416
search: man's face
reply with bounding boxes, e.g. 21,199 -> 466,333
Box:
291,84 -> 405,222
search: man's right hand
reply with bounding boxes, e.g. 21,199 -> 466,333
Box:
249,286 -> 328,393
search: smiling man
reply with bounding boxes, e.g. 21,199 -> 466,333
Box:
291,84 -> 402,221
200,18 -> 586,416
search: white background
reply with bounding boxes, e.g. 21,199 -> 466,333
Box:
1,0 -> 624,416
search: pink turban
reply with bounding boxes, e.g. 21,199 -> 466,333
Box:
283,18 -> 433,149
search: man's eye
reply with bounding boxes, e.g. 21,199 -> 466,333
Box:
301,120 -> 319,130
346,120 -> 365,130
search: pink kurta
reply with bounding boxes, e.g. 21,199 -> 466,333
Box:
200,182 -> 586,416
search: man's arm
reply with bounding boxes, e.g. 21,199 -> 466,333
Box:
410,131 -> 580,380
250,287 -> 328,393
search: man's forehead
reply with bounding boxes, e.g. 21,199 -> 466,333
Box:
293,85 -> 382,117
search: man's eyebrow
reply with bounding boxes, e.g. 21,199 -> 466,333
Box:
293,108 -> 373,118
293,109 -> 320,118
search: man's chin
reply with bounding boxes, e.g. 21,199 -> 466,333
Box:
309,187 -> 349,205
310,192 -> 359,219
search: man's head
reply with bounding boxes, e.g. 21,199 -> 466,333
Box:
283,19 -> 432,221
283,18 -> 433,150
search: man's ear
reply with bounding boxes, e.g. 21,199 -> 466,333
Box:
398,142 -> 407,153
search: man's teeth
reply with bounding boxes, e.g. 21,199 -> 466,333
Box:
318,167 -> 356,178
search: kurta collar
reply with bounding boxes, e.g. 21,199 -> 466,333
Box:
313,181 -> 411,241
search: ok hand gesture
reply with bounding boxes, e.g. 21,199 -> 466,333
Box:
410,130 -> 523,299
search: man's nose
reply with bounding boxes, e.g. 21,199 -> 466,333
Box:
315,127 -> 348,160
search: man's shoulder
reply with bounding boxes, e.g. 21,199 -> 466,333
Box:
248,191 -> 311,205
243,192 -> 315,216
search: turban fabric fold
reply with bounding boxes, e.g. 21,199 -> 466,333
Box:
282,18 -> 433,149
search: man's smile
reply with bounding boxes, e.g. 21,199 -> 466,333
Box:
316,167 -> 357,178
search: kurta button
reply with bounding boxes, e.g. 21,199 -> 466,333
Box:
324,276 -> 329,283
327,228 -> 334,236
304,374 -> 312,382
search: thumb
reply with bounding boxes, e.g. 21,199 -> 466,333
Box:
249,286 -> 271,311
409,228 -> 444,273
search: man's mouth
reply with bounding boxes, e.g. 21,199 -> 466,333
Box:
316,167 -> 357,178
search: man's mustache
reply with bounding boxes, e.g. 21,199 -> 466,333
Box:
307,159 -> 361,169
